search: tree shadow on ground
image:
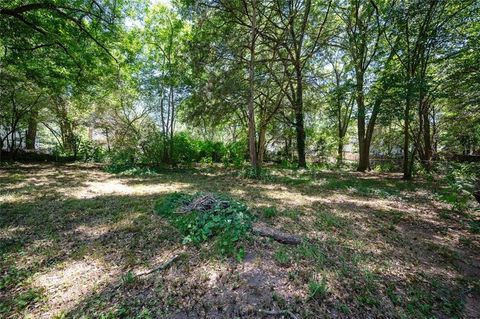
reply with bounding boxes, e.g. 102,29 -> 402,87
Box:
1,163 -> 478,318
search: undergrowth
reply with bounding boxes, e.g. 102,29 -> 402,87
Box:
154,192 -> 253,260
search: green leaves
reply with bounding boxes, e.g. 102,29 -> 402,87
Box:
154,192 -> 253,258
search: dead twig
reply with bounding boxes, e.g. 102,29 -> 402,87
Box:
111,253 -> 183,295
138,254 -> 183,277
181,193 -> 229,213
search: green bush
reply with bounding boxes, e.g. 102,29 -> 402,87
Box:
239,166 -> 273,180
78,140 -> 106,162
223,141 -> 247,167
171,132 -> 200,164
154,192 -> 253,259
436,162 -> 479,212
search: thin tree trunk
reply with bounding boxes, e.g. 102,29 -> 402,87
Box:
247,0 -> 258,172
356,70 -> 369,172
26,110 -> 38,150
258,126 -> 266,166
403,93 -> 412,180
295,69 -> 306,168
337,139 -> 344,164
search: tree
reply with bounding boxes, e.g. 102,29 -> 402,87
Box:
266,0 -> 332,168
334,0 -> 388,172
385,0 -> 475,179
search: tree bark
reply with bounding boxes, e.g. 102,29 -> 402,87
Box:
257,125 -> 266,166
247,0 -> 259,172
403,92 -> 412,180
337,139 -> 344,164
25,110 -> 38,150
295,69 -> 306,168
356,70 -> 369,172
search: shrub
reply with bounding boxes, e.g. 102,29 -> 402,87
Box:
436,162 -> 479,212
171,132 -> 200,164
78,140 -> 106,162
239,166 -> 273,180
223,140 -> 247,168
154,192 -> 253,259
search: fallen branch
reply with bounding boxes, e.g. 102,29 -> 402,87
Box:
138,254 -> 182,277
111,254 -> 182,294
258,309 -> 300,319
252,223 -> 302,245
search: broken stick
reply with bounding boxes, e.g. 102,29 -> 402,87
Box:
252,223 -> 302,245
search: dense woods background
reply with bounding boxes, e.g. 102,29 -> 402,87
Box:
1,0 -> 479,176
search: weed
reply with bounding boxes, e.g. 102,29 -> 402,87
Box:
308,277 -> 328,300
262,206 -> 277,219
15,288 -> 44,310
338,303 -> 350,314
121,271 -> 136,286
239,167 -> 273,181
274,248 -> 291,266
283,209 -> 301,221
296,242 -> 326,265
469,219 -> 480,234
316,211 -> 344,230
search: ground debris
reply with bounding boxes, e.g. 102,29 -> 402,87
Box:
258,308 -> 300,319
252,223 -> 302,245
181,193 -> 230,213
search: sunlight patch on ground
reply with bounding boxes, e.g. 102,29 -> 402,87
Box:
68,179 -> 191,199
30,258 -> 120,318
71,224 -> 113,241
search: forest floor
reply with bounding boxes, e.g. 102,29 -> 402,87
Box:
1,163 -> 479,319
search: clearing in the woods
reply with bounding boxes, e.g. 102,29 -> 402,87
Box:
1,163 -> 479,319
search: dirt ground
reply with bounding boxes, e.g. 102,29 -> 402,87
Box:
1,163 -> 479,318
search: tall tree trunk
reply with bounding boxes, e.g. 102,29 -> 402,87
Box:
337,138 -> 344,164
247,0 -> 258,171
422,103 -> 432,169
403,92 -> 412,180
257,126 -> 266,166
295,69 -> 306,168
26,110 -> 38,150
356,71 -> 369,172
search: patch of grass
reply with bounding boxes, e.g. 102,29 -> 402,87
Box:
283,209 -> 301,221
104,164 -> 163,176
274,248 -> 291,266
308,277 -> 329,300
296,242 -> 326,265
11,288 -> 45,311
239,166 -> 273,181
469,219 -> 480,234
386,283 -> 401,306
262,206 -> 277,219
0,266 -> 30,290
337,303 -> 350,314
316,211 -> 344,230
121,271 -> 137,286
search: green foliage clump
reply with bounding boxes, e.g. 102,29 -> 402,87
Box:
239,166 -> 273,180
154,192 -> 253,259
437,162 -> 479,212
105,131 -> 246,169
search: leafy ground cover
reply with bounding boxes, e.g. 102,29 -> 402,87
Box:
0,163 -> 479,318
